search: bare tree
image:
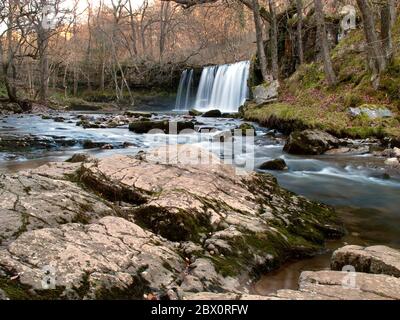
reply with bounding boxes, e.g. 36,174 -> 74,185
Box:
251,0 -> 268,81
314,0 -> 336,86
356,0 -> 386,88
269,0 -> 279,80
296,0 -> 304,65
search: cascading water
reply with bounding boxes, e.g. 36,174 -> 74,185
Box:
175,69 -> 194,110
176,60 -> 250,113
202,60 -> 250,113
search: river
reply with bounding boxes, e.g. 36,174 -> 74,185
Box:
1,111 -> 399,295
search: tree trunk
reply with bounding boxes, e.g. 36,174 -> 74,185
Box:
389,0 -> 396,27
296,0 -> 304,65
356,0 -> 386,87
269,0 -> 279,80
73,67 -> 78,96
100,60 -> 105,91
38,27 -> 49,102
128,0 -> 138,56
252,0 -> 269,82
0,6 -> 18,102
381,0 -> 394,63
314,0 -> 337,86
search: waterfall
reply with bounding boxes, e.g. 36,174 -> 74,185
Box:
195,60 -> 250,113
175,61 -> 250,112
175,69 -> 194,110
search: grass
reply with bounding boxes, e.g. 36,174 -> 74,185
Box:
244,17 -> 400,139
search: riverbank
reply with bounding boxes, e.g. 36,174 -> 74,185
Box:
243,24 -> 400,144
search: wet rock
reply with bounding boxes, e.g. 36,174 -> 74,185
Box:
252,81 -> 279,104
259,159 -> 288,171
384,157 -> 400,167
122,141 -> 134,148
331,245 -> 400,277
82,140 -> 105,149
233,123 -> 256,136
101,144 -> 114,150
188,109 -> 202,116
128,120 -> 195,134
201,109 -> 222,118
284,130 -> 340,155
0,133 -> 77,152
53,117 -> 65,123
66,153 -> 91,163
382,147 -> 400,158
124,111 -> 152,118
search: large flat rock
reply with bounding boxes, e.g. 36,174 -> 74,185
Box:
0,216 -> 184,299
331,245 -> 400,277
0,145 -> 345,299
0,170 -> 114,245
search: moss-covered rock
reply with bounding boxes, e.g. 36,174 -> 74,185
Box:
259,158 -> 288,170
128,120 -> 195,134
0,146 -> 345,299
283,130 -> 340,155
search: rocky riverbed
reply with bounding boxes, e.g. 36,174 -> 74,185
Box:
1,112 -> 400,300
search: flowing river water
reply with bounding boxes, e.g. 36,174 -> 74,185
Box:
1,112 -> 400,295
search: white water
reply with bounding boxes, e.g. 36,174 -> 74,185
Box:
176,61 -> 250,113
175,69 -> 194,110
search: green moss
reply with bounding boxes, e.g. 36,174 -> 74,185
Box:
0,276 -> 65,300
132,205 -> 211,242
245,25 -> 400,140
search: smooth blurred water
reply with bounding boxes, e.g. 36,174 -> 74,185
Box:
1,113 -> 400,294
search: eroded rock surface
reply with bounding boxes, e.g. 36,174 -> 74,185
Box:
0,169 -> 114,245
0,145 -> 344,299
284,130 -> 340,155
331,245 -> 400,277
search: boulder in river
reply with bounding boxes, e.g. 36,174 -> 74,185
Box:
259,159 -> 288,171
384,157 -> 400,167
0,145 -> 344,299
201,109 -> 222,118
233,123 -> 256,136
188,109 -> 202,116
283,129 -> 340,155
128,120 -> 195,134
